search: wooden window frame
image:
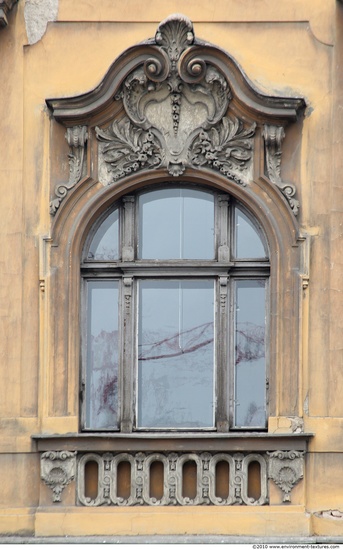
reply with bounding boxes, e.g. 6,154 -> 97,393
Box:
80,185 -> 270,434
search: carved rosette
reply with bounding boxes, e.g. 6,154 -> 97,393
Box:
96,15 -> 255,186
267,450 -> 305,502
263,124 -> 299,215
50,126 -> 88,215
41,451 -> 77,502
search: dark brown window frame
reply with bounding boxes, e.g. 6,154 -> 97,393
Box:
80,185 -> 270,434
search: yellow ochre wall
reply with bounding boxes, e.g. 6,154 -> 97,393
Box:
1,0 -> 343,538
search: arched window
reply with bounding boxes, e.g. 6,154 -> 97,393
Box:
81,184 -> 269,432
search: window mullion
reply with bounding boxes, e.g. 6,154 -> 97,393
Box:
217,194 -> 230,262
122,196 -> 135,261
216,276 -> 229,432
120,276 -> 134,432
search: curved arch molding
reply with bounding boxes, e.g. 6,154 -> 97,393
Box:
46,14 -> 306,217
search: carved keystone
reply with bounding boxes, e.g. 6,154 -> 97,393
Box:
267,450 -> 304,502
41,450 -> 77,502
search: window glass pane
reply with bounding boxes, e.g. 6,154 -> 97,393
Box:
87,209 -> 119,260
138,280 -> 215,428
234,207 -> 267,259
234,280 -> 266,428
138,188 -> 214,259
86,280 -> 119,429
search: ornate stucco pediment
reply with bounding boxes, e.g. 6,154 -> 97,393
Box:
47,14 -> 305,216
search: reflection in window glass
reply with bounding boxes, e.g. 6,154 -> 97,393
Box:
138,188 -> 214,259
88,209 -> 119,260
138,280 -> 215,428
235,208 -> 266,259
86,281 -> 119,429
234,280 -> 266,428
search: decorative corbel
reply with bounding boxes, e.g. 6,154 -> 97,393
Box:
41,450 -> 77,502
267,450 -> 304,502
0,0 -> 18,28
50,126 -> 88,215
263,125 -> 299,215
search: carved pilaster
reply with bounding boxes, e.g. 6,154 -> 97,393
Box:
41,451 -> 77,503
268,450 -> 304,502
50,126 -> 88,215
263,124 -> 299,215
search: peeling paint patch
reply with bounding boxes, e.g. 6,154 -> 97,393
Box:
24,0 -> 58,45
315,510 -> 343,520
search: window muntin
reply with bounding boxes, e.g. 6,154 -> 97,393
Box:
137,279 -> 215,429
81,185 -> 269,432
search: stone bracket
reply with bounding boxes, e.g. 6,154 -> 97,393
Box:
263,124 -> 299,216
267,450 -> 304,502
0,0 -> 18,28
50,126 -> 88,215
41,450 -> 77,502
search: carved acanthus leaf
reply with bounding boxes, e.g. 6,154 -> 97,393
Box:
50,126 -> 88,215
96,120 -> 163,182
190,116 -> 256,184
263,124 -> 299,215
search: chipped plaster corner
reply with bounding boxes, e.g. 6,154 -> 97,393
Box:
315,510 -> 343,520
24,0 -> 58,45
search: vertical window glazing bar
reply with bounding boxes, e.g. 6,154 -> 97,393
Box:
217,194 -> 230,262
122,196 -> 135,261
121,277 -> 134,432
217,276 -> 229,432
